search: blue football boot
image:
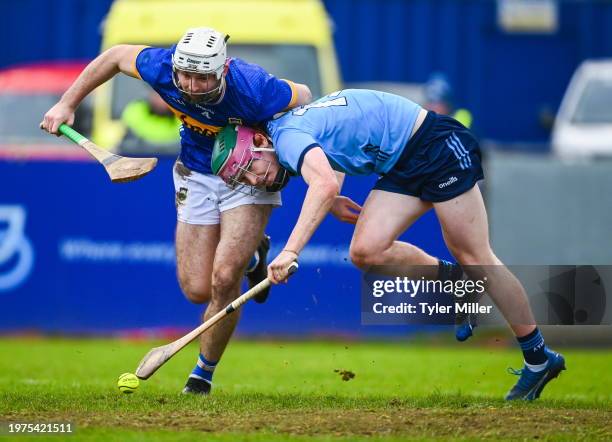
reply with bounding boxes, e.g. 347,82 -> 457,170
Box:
505,348 -> 566,400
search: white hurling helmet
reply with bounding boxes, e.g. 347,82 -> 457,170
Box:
172,27 -> 230,103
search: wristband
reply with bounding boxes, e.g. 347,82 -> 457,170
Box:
282,249 -> 299,257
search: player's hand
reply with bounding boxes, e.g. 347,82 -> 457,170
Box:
267,250 -> 298,284
40,102 -> 76,135
330,196 -> 362,224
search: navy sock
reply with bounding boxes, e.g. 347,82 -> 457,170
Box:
437,260 -> 462,281
189,354 -> 217,384
517,327 -> 547,366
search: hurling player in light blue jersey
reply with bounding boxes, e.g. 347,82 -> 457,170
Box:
212,89 -> 566,401
41,27 -> 313,395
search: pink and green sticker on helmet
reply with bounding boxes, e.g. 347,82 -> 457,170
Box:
211,124 -> 239,176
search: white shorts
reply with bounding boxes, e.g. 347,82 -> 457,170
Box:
173,161 -> 282,225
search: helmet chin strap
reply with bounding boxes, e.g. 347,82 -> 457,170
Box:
185,77 -> 226,105
265,167 -> 290,192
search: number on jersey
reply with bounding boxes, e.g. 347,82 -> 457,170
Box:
292,92 -> 347,116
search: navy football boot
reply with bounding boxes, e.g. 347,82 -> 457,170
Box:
248,234 -> 271,303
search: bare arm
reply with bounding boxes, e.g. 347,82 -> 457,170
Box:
267,147 -> 339,283
284,147 -> 339,253
330,171 -> 362,224
41,44 -> 146,134
292,82 -> 313,107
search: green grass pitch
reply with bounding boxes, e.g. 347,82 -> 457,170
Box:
0,338 -> 610,441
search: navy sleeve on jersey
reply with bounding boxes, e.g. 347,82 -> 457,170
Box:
274,128 -> 320,176
135,47 -> 172,86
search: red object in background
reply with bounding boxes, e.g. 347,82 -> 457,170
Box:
0,61 -> 94,160
0,62 -> 88,94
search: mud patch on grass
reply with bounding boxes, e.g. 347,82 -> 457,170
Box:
5,407 -> 611,440
334,369 -> 355,381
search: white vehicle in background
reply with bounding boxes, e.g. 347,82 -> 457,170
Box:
552,59 -> 612,158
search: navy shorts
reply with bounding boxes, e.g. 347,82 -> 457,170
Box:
374,112 -> 484,202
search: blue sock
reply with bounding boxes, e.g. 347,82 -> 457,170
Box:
246,250 -> 260,274
189,354 -> 217,384
517,327 -> 547,366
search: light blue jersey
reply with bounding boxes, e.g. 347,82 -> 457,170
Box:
266,89 -> 422,176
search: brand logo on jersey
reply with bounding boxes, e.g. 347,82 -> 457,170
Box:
438,176 -> 458,189
167,95 -> 212,118
168,96 -> 187,107
187,103 -> 213,119
228,118 -> 243,125
0,205 -> 34,292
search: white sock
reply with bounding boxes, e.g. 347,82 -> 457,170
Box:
525,359 -> 548,372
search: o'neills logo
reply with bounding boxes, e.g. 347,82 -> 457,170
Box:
439,176 -> 458,189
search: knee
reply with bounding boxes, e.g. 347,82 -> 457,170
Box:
452,246 -> 498,267
211,266 -> 241,301
178,276 -> 211,305
349,242 -> 380,271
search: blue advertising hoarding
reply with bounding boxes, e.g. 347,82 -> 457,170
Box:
0,157 -> 451,336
